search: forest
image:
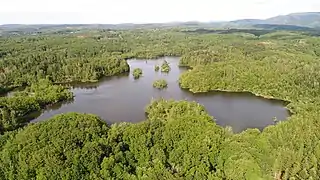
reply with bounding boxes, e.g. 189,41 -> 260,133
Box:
0,28 -> 320,179
0,79 -> 73,133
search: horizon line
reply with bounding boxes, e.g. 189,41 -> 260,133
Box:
0,11 -> 319,26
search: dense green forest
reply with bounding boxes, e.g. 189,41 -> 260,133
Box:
0,28 -> 320,179
0,79 -> 73,133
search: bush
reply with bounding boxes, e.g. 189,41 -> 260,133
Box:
154,65 -> 160,72
132,68 -> 143,79
161,61 -> 171,73
153,79 -> 168,89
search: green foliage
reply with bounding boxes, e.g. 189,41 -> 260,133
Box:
25,79 -> 73,106
0,100 -> 226,179
1,28 -> 320,179
0,80 -> 73,133
146,99 -> 212,121
0,36 -> 130,89
161,60 -> 171,72
0,113 -> 109,180
178,31 -> 320,179
153,79 -> 168,89
132,68 -> 143,79
154,65 -> 160,72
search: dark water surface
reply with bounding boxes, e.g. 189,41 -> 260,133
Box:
31,57 -> 290,133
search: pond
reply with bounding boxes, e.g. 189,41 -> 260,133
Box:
30,57 -> 290,133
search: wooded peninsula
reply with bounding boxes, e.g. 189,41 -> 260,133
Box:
0,28 -> 320,179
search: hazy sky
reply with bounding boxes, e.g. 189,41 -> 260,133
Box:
0,0 -> 319,24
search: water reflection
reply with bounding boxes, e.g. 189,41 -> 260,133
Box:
30,57 -> 290,133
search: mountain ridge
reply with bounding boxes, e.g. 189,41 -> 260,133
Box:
228,12 -> 320,28
1,12 -> 320,30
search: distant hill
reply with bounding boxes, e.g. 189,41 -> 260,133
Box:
266,12 -> 320,28
1,12 -> 320,36
224,12 -> 320,29
228,19 -> 265,26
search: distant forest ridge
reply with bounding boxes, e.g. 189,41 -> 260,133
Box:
0,12 -> 320,32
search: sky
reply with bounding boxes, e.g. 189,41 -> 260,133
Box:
0,0 -> 320,24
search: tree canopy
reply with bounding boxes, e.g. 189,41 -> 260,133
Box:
0,79 -> 73,133
0,28 -> 320,179
132,68 -> 143,79
153,79 -> 168,89
161,60 -> 171,73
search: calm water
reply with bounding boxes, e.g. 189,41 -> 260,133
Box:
30,57 -> 290,133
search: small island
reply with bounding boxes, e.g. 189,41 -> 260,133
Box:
161,60 -> 171,73
154,65 -> 160,72
153,79 -> 168,89
132,68 -> 143,79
